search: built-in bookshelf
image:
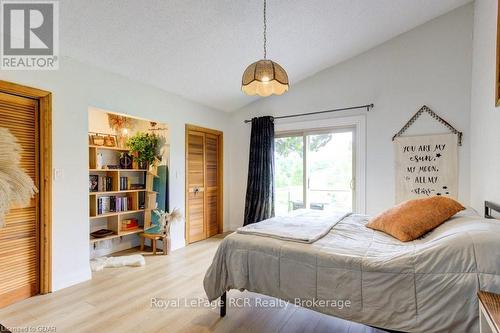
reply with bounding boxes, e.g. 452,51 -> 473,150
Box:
89,144 -> 158,244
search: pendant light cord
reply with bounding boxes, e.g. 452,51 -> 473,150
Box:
263,0 -> 267,59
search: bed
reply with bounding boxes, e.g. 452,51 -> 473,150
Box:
203,202 -> 500,333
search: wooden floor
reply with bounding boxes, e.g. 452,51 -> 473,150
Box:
0,235 -> 387,333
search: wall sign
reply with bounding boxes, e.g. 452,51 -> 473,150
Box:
394,133 -> 458,203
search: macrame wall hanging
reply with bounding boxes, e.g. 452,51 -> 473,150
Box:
392,105 -> 463,146
0,127 -> 38,228
392,105 -> 462,203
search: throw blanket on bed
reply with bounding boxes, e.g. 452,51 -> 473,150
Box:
204,210 -> 500,333
236,210 -> 350,243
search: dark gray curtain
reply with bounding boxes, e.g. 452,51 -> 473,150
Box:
244,116 -> 275,226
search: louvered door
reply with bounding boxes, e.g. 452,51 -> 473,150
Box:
0,92 -> 40,307
205,134 -> 219,237
186,131 -> 206,243
185,126 -> 222,244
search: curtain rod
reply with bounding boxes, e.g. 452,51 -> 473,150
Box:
243,103 -> 374,123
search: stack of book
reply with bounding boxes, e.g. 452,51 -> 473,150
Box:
119,177 -> 129,191
121,218 -> 139,231
97,196 -> 132,214
116,196 -> 130,212
97,196 -> 110,214
89,175 -> 113,192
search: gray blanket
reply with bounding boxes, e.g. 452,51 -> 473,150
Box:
203,210 -> 500,333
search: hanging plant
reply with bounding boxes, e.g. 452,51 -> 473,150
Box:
107,114 -> 135,132
0,128 -> 38,228
126,132 -> 160,166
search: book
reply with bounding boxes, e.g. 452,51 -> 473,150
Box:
98,176 -> 103,192
121,218 -> 139,231
106,177 -> 113,191
97,197 -> 102,214
101,196 -> 110,214
116,197 -> 122,212
120,177 -> 128,191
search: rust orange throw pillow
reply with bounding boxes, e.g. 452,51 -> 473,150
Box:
366,196 -> 465,242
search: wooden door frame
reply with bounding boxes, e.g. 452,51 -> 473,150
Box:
185,124 -> 223,244
0,80 -> 52,294
496,0 -> 500,106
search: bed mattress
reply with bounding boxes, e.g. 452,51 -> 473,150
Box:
204,210 -> 500,332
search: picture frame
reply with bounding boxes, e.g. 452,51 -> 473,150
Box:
89,175 -> 98,192
90,134 -> 105,146
88,133 -> 117,147
104,135 -> 117,147
497,0 -> 500,106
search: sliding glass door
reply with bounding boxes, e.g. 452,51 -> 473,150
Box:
275,127 -> 355,216
275,135 -> 304,216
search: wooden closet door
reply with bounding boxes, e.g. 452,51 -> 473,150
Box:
205,134 -> 219,238
0,92 -> 40,307
186,131 -> 206,243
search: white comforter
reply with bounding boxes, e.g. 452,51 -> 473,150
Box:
204,210 -> 500,333
237,210 -> 350,243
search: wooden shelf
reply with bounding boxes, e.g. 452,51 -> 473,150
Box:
89,169 -> 148,172
88,138 -> 158,246
89,145 -> 130,151
89,209 -> 145,220
90,189 -> 146,195
147,170 -> 160,178
90,228 -> 144,243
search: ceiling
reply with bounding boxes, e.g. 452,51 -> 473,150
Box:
60,0 -> 472,112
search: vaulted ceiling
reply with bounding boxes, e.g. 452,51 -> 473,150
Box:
60,0 -> 472,112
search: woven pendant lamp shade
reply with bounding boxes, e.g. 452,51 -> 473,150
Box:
242,59 -> 289,96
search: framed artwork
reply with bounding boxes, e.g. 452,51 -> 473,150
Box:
104,135 -> 117,147
90,134 -> 105,146
497,0 -> 500,106
89,133 -> 117,147
89,175 -> 98,192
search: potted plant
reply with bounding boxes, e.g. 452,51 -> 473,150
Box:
126,132 -> 160,170
148,208 -> 182,255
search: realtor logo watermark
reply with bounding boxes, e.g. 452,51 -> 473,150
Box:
1,0 -> 59,70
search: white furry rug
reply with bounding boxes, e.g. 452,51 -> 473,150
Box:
90,254 -> 145,272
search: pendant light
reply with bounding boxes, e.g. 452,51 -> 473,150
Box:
241,0 -> 289,96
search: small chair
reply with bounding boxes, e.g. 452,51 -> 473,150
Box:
139,233 -> 170,255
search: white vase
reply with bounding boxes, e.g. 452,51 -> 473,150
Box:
96,153 -> 104,169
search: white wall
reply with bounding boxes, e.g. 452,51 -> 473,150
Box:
0,2 -> 479,292
470,0 -> 500,212
228,4 -> 474,230
0,57 -> 231,291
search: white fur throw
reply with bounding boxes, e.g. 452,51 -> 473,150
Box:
90,254 -> 146,272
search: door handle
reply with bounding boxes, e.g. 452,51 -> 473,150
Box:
190,187 -> 205,194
